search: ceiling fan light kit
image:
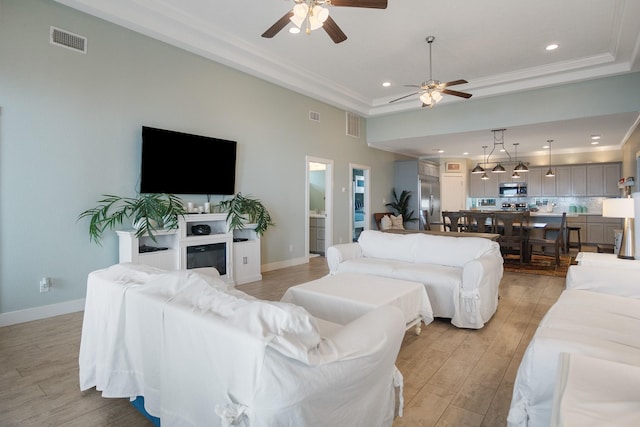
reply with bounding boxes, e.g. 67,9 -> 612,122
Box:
389,36 -> 472,108
262,0 -> 387,44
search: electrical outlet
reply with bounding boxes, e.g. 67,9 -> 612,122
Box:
242,256 -> 248,265
39,277 -> 50,293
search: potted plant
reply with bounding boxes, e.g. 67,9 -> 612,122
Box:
385,189 -> 418,225
217,192 -> 274,236
78,193 -> 187,245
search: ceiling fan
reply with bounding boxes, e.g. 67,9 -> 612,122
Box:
261,0 -> 387,44
389,36 -> 472,108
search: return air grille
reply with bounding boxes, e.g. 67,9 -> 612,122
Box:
346,112 -> 361,138
50,26 -> 87,54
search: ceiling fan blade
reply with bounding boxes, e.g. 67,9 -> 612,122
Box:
261,12 -> 294,38
403,84 -> 422,88
323,16 -> 347,44
389,92 -> 421,103
442,88 -> 473,99
442,79 -> 468,87
330,0 -> 388,9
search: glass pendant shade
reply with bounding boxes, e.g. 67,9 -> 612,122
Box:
512,171 -> 520,179
290,3 -> 309,27
481,172 -> 489,180
545,168 -> 555,177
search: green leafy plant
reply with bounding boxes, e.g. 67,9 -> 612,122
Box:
217,192 -> 274,236
385,189 -> 418,224
78,193 -> 187,245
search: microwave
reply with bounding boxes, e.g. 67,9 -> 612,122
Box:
499,182 -> 527,197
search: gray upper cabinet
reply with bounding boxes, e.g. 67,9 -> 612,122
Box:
554,166 -> 572,196
587,163 -> 621,196
527,168 -> 542,197
571,165 -> 587,196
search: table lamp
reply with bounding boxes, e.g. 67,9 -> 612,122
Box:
602,198 -> 635,259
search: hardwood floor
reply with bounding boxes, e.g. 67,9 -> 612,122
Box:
0,258 -> 565,426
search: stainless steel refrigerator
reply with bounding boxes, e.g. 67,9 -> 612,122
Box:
419,175 -> 441,230
394,160 -> 441,230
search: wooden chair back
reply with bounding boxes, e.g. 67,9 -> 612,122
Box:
466,212 -> 496,233
442,211 -> 467,232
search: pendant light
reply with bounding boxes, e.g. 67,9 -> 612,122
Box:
489,129 -> 509,173
472,146 -> 487,174
513,142 -> 528,172
545,140 -> 555,177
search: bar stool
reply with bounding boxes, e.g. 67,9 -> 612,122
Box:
566,225 -> 582,252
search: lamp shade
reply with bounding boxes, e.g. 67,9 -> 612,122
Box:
602,198 -> 635,219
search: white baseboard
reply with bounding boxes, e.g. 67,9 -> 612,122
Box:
0,299 -> 85,327
261,256 -> 309,272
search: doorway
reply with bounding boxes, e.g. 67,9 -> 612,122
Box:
306,157 -> 333,259
349,164 -> 371,241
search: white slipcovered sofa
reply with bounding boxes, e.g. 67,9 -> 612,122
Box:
327,230 -> 504,329
507,264 -> 640,427
79,263 -> 406,427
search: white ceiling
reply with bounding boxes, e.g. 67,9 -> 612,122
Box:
55,0 -> 640,159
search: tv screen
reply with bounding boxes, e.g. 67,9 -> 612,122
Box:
140,126 -> 237,195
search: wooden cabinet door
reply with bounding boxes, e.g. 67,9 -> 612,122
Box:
527,168 -> 542,197
555,166 -> 572,196
469,172 -> 485,197
586,223 -> 604,244
571,165 -> 587,196
542,172 -> 556,196
587,164 -> 604,196
604,163 -> 621,196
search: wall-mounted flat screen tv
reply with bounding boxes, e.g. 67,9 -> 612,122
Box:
140,126 -> 237,195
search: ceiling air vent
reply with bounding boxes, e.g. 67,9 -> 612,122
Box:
50,26 -> 87,54
309,111 -> 320,122
346,112 -> 361,138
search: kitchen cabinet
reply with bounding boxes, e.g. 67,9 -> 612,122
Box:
469,171 -> 499,197
527,168 -> 542,197
585,215 -> 623,244
570,165 -> 587,196
555,166 -> 572,196
541,172 -> 556,197
587,163 -> 621,196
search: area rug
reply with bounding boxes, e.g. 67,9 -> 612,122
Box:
503,254 -> 576,277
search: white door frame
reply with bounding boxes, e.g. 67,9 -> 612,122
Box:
349,163 -> 371,241
305,156 -> 333,260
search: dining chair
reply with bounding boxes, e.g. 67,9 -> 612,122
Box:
528,212 -> 566,266
465,212 -> 496,233
542,212 -> 567,254
494,212 -> 526,264
441,211 -> 467,232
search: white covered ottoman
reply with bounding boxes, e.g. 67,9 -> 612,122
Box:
281,272 -> 434,335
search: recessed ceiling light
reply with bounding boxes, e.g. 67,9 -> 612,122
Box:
591,135 -> 601,140
463,152 -> 469,155
591,141 -> 600,145
542,145 -> 550,149
382,81 -> 391,87
289,27 -> 300,34
546,43 -> 559,51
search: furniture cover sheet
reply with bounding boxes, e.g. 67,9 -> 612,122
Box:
507,289 -> 640,427
280,272 -> 433,327
79,263 -> 406,426
550,353 -> 640,427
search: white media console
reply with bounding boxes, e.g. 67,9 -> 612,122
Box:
117,213 -> 261,285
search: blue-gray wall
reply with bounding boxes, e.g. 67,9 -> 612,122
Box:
0,0 -> 405,315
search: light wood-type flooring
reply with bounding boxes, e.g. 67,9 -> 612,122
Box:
0,256 -> 566,426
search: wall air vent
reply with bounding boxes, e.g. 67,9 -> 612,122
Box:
309,111 -> 320,122
50,26 -> 87,54
346,112 -> 361,138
